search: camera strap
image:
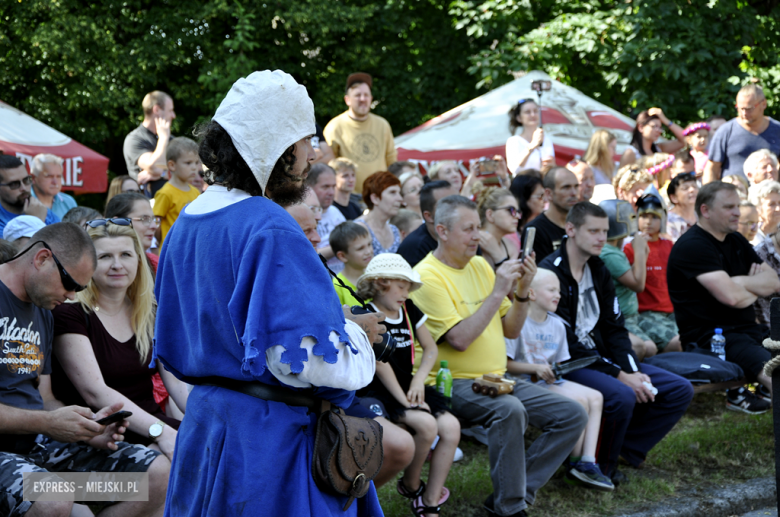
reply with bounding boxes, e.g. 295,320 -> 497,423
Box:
319,255 -> 369,309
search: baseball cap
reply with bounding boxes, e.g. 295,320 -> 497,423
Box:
346,73 -> 372,91
3,215 -> 46,243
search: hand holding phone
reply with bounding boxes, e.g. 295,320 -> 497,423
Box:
521,227 -> 536,261
96,410 -> 132,426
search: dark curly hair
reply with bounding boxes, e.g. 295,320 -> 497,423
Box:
194,120 -> 300,200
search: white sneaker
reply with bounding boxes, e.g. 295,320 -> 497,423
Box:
453,447 -> 464,462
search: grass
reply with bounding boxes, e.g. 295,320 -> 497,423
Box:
376,391 -> 776,516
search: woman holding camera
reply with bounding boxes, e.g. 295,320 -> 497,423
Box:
506,99 -> 555,175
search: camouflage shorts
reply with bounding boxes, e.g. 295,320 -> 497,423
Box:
0,436 -> 160,517
624,311 -> 678,351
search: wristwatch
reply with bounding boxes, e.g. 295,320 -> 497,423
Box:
148,420 -> 165,441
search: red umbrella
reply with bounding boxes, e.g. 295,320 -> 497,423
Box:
0,100 -> 109,193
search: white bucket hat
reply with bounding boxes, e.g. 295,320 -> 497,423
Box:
213,70 -> 316,193
3,215 -> 45,242
356,253 -> 423,292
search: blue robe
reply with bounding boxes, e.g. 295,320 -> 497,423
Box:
154,195 -> 384,517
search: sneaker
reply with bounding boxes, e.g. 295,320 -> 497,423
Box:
727,387 -> 770,415
567,462 -> 615,492
610,469 -> 629,487
453,447 -> 464,462
757,384 -> 772,404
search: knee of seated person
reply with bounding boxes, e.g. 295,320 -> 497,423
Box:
29,500 -> 73,517
146,454 -> 172,498
611,385 -> 636,412
383,424 -> 414,466
414,412 -> 439,442
644,341 -> 658,358
437,412 -> 461,441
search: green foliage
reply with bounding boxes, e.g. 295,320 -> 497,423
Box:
453,0 -> 780,124
0,0 -> 479,174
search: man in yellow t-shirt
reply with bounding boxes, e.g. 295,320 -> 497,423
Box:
323,73 -> 397,194
411,195 -> 587,517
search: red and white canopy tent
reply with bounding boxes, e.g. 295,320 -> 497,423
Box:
396,70 -> 635,175
0,100 -> 109,193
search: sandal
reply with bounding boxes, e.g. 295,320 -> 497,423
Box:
397,478 -> 425,499
411,487 -> 449,516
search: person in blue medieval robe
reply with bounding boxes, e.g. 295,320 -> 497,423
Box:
153,70 -> 386,517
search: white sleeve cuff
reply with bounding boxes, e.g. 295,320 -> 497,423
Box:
265,320 -> 376,390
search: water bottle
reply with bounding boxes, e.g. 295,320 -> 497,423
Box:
435,360 -> 453,408
711,328 -> 726,361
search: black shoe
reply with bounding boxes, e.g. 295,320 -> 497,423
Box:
757,384 -> 772,404
483,493 -> 528,516
610,469 -> 629,487
727,387 -> 770,415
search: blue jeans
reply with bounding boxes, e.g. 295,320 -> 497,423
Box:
565,363 -> 693,476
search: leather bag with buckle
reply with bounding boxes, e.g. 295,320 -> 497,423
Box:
312,406 -> 384,510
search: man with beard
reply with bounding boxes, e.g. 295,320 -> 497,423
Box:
0,154 -> 59,234
526,167 -> 580,260
153,70 -> 386,516
323,73 -> 397,193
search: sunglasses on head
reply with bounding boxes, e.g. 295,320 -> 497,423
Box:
8,240 -> 88,293
84,218 -> 132,229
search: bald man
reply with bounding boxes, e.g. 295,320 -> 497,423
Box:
286,202 -> 322,248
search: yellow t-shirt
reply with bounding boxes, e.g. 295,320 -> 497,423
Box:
333,273 -> 363,307
411,253 -> 512,382
153,182 -> 200,248
323,112 -> 397,194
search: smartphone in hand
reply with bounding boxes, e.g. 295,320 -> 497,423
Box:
521,227 -> 536,261
96,410 -> 132,426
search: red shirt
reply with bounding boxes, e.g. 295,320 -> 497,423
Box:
624,238 -> 674,313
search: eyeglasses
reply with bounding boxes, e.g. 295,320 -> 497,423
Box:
131,215 -> 161,226
308,205 -> 323,216
735,101 -> 763,113
8,240 -> 87,292
738,220 -> 759,229
84,218 -> 132,228
496,206 -> 520,217
0,176 -> 33,190
529,193 -> 546,200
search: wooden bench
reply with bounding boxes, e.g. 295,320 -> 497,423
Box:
691,378 -> 746,394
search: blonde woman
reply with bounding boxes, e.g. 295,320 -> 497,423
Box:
613,165 -> 653,207
584,130 -> 618,185
475,186 -> 521,270
51,220 -> 189,461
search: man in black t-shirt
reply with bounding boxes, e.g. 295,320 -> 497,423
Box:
398,179 -> 457,267
668,181 -> 780,412
123,91 -> 176,197
526,167 -> 580,261
0,223 -> 169,517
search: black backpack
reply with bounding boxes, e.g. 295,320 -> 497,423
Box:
644,350 -> 744,384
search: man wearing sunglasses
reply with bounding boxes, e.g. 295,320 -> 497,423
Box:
0,222 -> 170,517
0,154 -> 59,234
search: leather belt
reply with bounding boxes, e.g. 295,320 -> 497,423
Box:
200,376 -> 329,413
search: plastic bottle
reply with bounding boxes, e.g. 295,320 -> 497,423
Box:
435,360 -> 453,408
711,328 -> 726,361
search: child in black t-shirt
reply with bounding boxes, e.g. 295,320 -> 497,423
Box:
356,253 -> 460,516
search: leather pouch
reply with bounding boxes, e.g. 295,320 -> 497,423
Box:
312,407 -> 384,510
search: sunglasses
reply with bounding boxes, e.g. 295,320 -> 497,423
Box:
84,218 -> 132,229
496,206 -> 520,217
8,240 -> 88,292
0,175 -> 33,190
